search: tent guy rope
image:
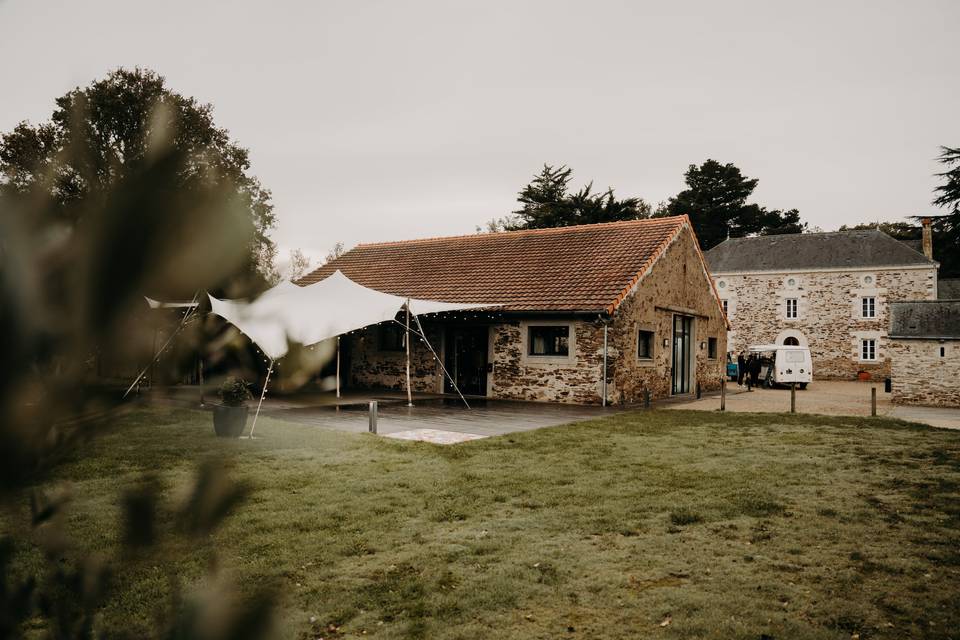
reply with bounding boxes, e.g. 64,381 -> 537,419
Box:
123,290 -> 201,399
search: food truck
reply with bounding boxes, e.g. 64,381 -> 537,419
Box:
747,344 -> 813,389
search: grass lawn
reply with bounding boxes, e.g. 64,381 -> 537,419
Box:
5,406 -> 960,639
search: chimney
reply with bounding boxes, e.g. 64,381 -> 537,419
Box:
921,217 -> 933,260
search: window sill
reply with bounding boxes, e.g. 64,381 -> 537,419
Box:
636,357 -> 655,367
523,355 -> 574,366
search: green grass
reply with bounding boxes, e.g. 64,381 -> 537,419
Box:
5,406 -> 960,639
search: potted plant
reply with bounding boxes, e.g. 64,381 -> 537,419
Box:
213,377 -> 251,437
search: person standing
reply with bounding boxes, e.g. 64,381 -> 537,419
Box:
737,351 -> 746,386
749,354 -> 762,389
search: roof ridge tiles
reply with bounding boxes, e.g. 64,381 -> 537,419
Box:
355,216 -> 685,248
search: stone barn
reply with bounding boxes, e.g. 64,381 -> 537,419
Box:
888,300 -> 960,407
298,216 -> 727,404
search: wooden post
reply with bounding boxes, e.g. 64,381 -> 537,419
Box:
871,387 -> 877,417
644,389 -> 651,409
790,382 -> 796,413
720,377 -> 726,411
368,400 -> 378,433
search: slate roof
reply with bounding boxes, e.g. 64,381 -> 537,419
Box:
939,279 -> 960,300
889,300 -> 960,340
705,230 -> 936,273
297,217 -> 693,313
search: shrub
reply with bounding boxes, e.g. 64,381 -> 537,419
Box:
219,377 -> 252,406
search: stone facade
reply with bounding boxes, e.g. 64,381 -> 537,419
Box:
342,225 -> 727,404
713,266 -> 937,379
347,323 -> 444,392
608,227 -> 727,402
888,338 -> 960,407
488,319 -> 606,403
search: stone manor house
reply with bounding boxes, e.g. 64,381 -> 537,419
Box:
705,225 -> 939,379
298,216 -> 727,404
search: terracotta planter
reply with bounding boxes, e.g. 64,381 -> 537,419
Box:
213,404 -> 249,438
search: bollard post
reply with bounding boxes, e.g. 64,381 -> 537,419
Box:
871,387 -> 877,417
644,389 -> 651,409
720,377 -> 726,411
368,400 -> 378,433
790,382 -> 796,413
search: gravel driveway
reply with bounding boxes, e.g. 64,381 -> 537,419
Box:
666,380 -> 960,429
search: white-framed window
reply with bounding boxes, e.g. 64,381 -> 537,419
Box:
787,277 -> 797,287
785,298 -> 798,319
863,275 -> 874,285
861,339 -> 877,361
520,320 -> 577,365
528,325 -> 569,356
861,296 -> 876,318
717,280 -> 726,289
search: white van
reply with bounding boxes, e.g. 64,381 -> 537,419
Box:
747,344 -> 813,388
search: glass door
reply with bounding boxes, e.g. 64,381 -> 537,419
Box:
672,315 -> 693,395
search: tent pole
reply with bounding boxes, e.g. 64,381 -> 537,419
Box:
336,336 -> 341,399
411,314 -> 471,410
602,321 -> 608,407
249,358 -> 274,439
405,299 -> 413,407
123,290 -> 201,399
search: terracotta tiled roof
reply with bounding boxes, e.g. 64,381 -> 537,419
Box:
297,217 -> 690,313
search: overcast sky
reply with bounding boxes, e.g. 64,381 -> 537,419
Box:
1,0 -> 957,264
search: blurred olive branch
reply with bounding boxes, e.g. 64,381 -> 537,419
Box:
0,69 -> 308,639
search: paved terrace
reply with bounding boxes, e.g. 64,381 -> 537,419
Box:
146,386 -> 626,442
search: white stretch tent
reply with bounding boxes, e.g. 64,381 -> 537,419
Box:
208,270 -> 487,360
207,270 -> 494,436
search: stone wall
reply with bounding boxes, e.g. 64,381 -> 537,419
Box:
345,322 -> 442,392
610,226 -> 727,402
489,319 -> 606,404
714,267 -> 936,379
888,338 -> 960,407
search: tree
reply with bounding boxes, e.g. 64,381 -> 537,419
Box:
324,241 -> 345,263
934,146 -> 960,214
838,220 -> 918,241
287,248 -> 313,280
656,159 -> 805,250
484,164 -> 650,231
930,145 -> 960,277
0,67 -> 277,287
